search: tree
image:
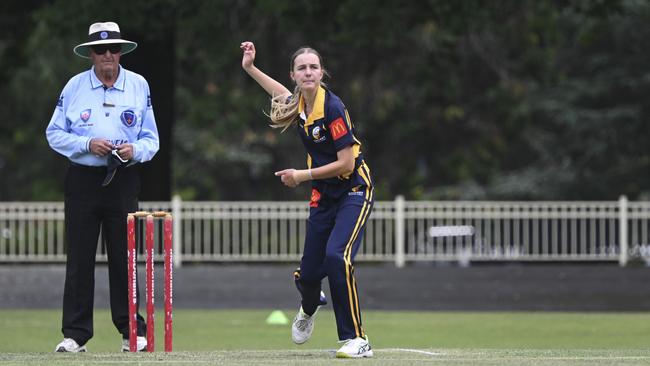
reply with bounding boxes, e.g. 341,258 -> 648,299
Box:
0,0 -> 647,202
0,0 -> 176,200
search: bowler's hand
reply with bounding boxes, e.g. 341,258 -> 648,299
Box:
240,41 -> 256,70
275,169 -> 300,188
275,169 -> 310,188
89,138 -> 113,157
114,143 -> 134,161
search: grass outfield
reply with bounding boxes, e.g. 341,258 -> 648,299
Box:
1,310 -> 649,365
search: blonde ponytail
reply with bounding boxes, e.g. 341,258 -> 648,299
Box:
267,86 -> 301,132
267,46 -> 329,132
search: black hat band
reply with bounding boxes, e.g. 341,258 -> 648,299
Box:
88,31 -> 121,42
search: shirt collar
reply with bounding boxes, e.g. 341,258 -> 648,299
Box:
90,65 -> 125,91
299,86 -> 326,127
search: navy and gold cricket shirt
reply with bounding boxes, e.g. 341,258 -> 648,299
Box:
295,86 -> 373,203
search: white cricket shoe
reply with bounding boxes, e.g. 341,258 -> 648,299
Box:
54,338 -> 87,353
336,336 -> 373,358
121,336 -> 147,352
291,306 -> 319,344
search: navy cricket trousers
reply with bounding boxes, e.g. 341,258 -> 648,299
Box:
296,186 -> 374,341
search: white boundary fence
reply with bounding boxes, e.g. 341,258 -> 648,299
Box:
1,196 -> 649,267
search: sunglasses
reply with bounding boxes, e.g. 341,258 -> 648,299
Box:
91,44 -> 122,54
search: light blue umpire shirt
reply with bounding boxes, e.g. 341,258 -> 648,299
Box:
46,65 -> 159,167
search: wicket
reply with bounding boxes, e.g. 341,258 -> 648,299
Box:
127,211 -> 173,352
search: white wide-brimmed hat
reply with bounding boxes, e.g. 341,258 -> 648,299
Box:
73,22 -> 137,58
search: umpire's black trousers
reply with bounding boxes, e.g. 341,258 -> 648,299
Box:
62,164 -> 145,346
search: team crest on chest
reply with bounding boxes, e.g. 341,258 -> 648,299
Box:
120,110 -> 137,127
311,126 -> 326,143
80,109 -> 91,122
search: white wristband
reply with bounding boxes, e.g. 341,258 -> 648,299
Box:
307,169 -> 313,180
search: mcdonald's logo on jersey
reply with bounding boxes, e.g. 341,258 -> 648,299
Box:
329,117 -> 347,140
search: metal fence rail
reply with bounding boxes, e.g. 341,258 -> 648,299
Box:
400,200 -> 623,264
1,196 -> 649,267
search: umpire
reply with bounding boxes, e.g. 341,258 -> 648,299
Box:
45,21 -> 159,352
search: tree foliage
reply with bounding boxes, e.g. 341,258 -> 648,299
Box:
0,0 -> 647,201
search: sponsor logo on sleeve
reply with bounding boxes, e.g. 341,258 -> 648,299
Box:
329,117 -> 347,141
56,96 -> 64,107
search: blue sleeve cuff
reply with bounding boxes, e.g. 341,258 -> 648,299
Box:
85,137 -> 92,153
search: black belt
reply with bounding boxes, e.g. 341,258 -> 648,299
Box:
69,162 -> 107,171
69,161 -> 122,186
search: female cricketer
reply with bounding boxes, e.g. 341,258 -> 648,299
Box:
241,41 -> 374,358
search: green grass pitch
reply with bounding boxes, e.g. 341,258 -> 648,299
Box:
1,309 -> 649,365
